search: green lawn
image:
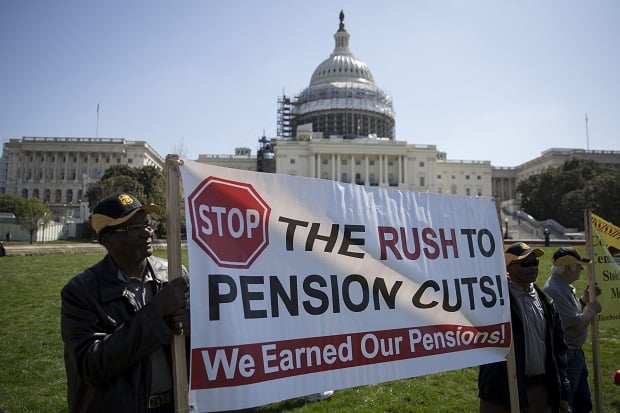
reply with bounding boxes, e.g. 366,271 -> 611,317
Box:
0,247 -> 618,413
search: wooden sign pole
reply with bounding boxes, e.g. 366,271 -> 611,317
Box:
165,154 -> 190,413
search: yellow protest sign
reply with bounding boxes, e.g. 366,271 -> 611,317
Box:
590,213 -> 620,326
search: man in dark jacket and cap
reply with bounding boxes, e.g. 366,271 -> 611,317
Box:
61,193 -> 189,413
478,242 -> 571,412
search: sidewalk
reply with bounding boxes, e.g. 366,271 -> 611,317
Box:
2,242 -> 106,256
2,240 -> 176,256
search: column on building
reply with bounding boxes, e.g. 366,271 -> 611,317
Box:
331,154 -> 336,180
336,154 -> 341,182
310,152 -> 316,179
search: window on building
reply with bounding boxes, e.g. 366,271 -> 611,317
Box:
466,188 -> 471,195
466,175 -> 470,180
419,161 -> 425,167
451,175 -> 455,180
451,184 -> 457,194
369,160 -> 375,166
321,172 -> 329,179
322,159 -> 328,165
341,159 -> 347,165
419,176 -> 425,187
128,159 -> 133,164
341,172 -> 349,183
54,190 -> 62,203
477,189 -> 482,196
22,188 -> 28,198
355,159 -> 361,165
477,175 -> 481,180
290,159 -> 296,164
437,174 -> 442,179
369,173 -> 377,185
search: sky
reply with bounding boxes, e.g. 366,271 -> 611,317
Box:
1,1 -> 619,167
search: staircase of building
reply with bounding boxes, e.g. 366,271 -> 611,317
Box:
499,200 -> 585,245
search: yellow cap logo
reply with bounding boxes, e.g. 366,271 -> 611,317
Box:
118,194 -> 134,206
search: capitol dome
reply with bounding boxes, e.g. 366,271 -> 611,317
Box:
291,10 -> 395,140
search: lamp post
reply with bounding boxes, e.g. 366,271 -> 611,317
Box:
504,218 -> 509,239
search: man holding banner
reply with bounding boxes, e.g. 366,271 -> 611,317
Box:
61,193 -> 190,413
478,242 -> 571,413
544,247 -> 602,413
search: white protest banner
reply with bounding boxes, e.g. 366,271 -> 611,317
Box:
180,160 -> 510,412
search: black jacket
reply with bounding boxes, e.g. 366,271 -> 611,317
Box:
478,284 -> 571,410
61,254 -> 178,413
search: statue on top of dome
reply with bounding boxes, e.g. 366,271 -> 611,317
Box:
339,10 -> 345,30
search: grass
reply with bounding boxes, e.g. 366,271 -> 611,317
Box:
0,246 -> 618,413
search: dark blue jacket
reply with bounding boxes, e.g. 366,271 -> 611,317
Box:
61,254 -> 184,413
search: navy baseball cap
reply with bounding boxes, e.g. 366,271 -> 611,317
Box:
552,246 -> 591,266
91,193 -> 158,234
504,242 -> 544,266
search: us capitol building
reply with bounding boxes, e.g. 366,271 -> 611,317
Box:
1,11 -> 618,230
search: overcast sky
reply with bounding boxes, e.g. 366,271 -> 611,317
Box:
1,0 -> 618,166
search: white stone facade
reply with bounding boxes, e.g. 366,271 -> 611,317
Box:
0,137 -> 164,222
272,137 -> 492,195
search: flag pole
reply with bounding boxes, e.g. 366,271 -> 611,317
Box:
96,103 -> 100,139
585,113 -> 590,151
584,209 -> 602,413
495,199 -> 520,413
166,154 -> 190,413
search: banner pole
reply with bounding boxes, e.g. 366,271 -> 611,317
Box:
584,209 -> 602,413
166,154 -> 189,413
495,200 -> 520,413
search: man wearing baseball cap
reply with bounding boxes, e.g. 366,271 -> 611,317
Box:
61,193 -> 189,413
479,242 -> 571,413
544,247 -> 602,413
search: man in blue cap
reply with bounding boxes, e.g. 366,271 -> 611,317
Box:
478,242 -> 571,413
544,247 -> 601,413
61,193 -> 189,413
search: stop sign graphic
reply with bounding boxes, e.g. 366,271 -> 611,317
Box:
187,176 -> 271,269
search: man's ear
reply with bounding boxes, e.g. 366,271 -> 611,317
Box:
99,232 -> 112,249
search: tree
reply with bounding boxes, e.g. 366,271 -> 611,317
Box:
13,197 -> 52,244
0,194 -> 24,215
517,159 -> 620,229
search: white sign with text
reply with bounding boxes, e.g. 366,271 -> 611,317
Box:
180,160 -> 510,412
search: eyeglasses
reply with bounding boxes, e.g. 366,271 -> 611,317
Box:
108,221 -> 155,235
518,259 -> 539,268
